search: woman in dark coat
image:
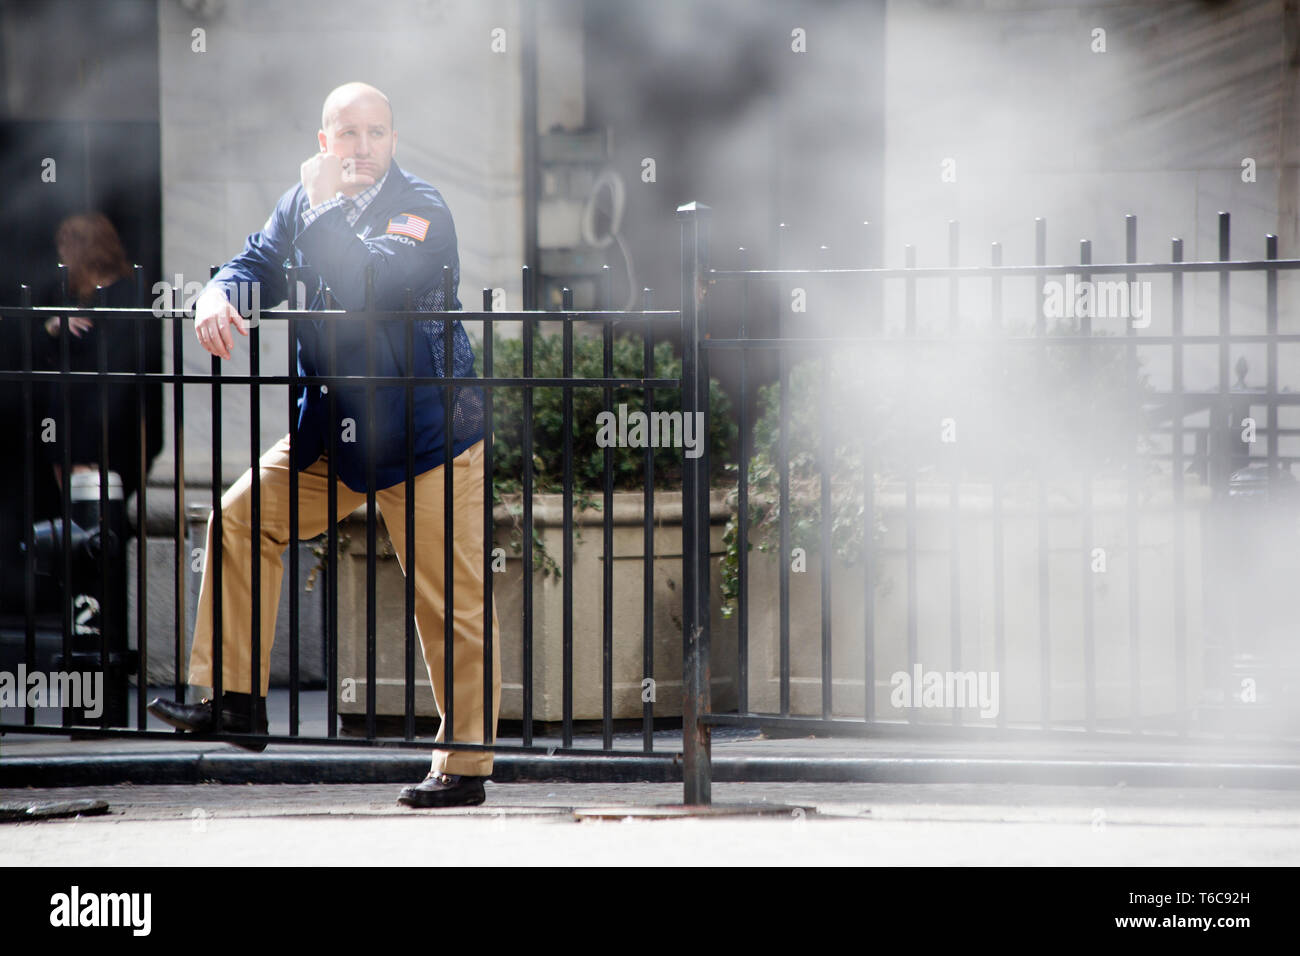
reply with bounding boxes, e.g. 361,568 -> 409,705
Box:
36,212 -> 160,503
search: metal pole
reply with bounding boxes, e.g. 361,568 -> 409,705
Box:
678,201 -> 711,805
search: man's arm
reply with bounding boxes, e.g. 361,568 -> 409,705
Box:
194,195 -> 293,360
292,151 -> 458,312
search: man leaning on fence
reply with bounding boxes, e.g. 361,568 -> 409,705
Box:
147,82 -> 502,809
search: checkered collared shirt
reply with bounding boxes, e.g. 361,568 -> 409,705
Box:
300,169 -> 389,229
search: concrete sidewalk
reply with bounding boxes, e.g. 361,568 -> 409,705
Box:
5,690 -> 1300,864
4,688 -> 1300,789
3,779 -> 1300,865
3,710 -> 1300,790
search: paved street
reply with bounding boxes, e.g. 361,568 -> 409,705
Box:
6,694 -> 1299,864
3,780 -> 1299,865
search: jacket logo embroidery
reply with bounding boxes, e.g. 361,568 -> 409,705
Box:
386,213 -> 430,241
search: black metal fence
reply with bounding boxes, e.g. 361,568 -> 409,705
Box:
5,203 -> 1300,807
687,205 -> 1300,801
0,229 -> 698,780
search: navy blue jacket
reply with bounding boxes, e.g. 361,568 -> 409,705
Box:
206,160 -> 483,492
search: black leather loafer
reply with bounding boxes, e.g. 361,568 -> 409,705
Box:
397,772 -> 487,808
147,695 -> 269,753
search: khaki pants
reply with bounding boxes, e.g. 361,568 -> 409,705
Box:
189,434 -> 501,777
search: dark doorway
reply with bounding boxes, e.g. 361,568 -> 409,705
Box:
0,0 -> 162,626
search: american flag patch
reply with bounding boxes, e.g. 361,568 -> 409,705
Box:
386,213 -> 430,241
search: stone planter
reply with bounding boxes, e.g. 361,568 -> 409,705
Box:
337,490 -> 736,725
739,478 -> 1210,725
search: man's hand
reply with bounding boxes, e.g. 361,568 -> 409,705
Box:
300,151 -> 375,208
194,286 -> 247,360
44,315 -> 94,338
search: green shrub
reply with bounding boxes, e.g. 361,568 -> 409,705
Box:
468,329 -> 736,575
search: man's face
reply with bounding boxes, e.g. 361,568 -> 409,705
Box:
317,94 -> 396,195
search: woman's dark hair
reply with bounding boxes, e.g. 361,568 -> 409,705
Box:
55,212 -> 132,306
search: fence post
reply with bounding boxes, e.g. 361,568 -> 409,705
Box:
678,201 -> 711,805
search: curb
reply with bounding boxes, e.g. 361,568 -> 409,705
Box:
4,752 -> 1300,789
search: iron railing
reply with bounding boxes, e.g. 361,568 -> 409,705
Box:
6,203 -> 1300,808
0,238 -> 697,779
692,206 -> 1300,804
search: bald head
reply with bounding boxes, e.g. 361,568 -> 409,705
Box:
321,82 -> 393,132
317,82 -> 397,196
